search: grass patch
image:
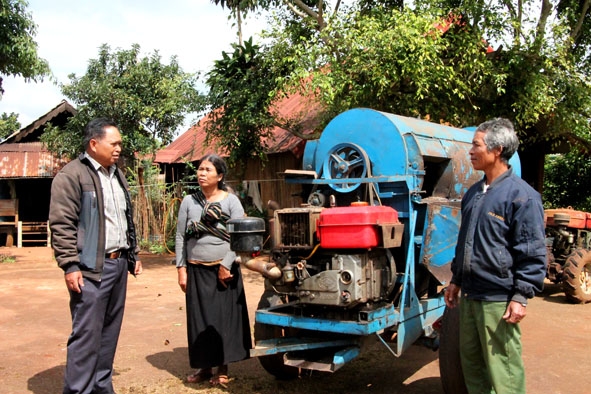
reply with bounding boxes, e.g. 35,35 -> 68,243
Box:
0,253 -> 16,263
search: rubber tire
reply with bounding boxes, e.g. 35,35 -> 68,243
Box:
253,291 -> 300,380
562,248 -> 591,304
438,306 -> 468,394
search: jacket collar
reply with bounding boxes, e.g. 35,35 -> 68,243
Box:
482,166 -> 513,191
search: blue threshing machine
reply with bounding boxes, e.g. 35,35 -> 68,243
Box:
228,108 -> 520,382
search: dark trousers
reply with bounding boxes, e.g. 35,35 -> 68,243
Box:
63,256 -> 128,394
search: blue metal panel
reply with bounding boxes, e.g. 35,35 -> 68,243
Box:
303,108 -> 495,200
251,337 -> 360,357
255,303 -> 400,336
302,139 -> 319,172
332,347 -> 360,370
419,203 -> 462,285
311,108 -> 408,177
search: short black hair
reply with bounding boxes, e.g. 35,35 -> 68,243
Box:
83,118 -> 118,149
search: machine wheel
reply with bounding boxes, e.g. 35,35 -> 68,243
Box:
322,143 -> 370,193
562,248 -> 591,304
438,306 -> 468,394
253,291 -> 300,380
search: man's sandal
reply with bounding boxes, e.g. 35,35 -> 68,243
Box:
210,374 -> 229,388
187,369 -> 213,383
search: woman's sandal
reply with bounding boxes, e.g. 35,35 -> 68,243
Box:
187,369 -> 213,383
209,374 -> 229,388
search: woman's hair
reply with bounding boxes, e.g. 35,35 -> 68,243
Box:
83,118 -> 118,149
476,118 -> 519,164
199,154 -> 228,191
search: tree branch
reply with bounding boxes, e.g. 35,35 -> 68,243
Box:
283,0 -> 308,19
283,0 -> 327,30
533,0 -> 552,51
501,0 -> 520,45
570,0 -> 591,43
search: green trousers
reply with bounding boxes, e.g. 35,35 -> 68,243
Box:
459,298 -> 525,394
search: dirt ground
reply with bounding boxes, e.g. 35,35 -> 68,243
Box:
0,247 -> 589,394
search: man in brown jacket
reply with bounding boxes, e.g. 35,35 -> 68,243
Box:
49,118 -> 142,394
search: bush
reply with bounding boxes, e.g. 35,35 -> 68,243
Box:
543,152 -> 591,211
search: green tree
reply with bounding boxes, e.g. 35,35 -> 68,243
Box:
410,0 -> 591,189
211,0 -> 260,45
0,112 -> 20,140
204,38 -> 279,168
543,152 -> 591,211
0,0 -> 51,97
207,0 -> 591,191
287,9 -> 495,126
41,44 -> 203,160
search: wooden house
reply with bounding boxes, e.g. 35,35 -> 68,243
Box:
0,100 -> 75,247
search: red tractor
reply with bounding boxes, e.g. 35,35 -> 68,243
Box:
545,208 -> 591,303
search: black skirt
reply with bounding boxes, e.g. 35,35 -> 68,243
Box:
186,263 -> 252,369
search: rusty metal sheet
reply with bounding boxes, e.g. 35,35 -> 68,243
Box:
0,148 -> 66,178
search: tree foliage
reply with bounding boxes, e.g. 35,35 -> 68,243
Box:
287,9 -> 496,126
0,112 -> 20,140
204,38 -> 281,167
208,0 -> 591,169
0,0 -> 50,96
543,152 -> 591,211
41,44 -> 203,160
415,0 -> 591,150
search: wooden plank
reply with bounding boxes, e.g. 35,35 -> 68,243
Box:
18,221 -> 50,248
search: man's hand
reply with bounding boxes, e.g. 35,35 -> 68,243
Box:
444,283 -> 460,308
65,271 -> 84,293
177,267 -> 187,293
134,260 -> 143,275
503,300 -> 526,324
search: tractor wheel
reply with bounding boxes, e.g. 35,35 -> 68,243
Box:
562,248 -> 591,304
438,306 -> 468,394
253,291 -> 300,380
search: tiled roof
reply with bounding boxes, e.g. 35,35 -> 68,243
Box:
155,91 -> 321,164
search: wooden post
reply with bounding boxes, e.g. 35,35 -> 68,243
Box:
17,221 -> 22,248
46,222 -> 51,247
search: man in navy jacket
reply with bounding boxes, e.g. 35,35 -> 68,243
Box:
445,118 -> 546,394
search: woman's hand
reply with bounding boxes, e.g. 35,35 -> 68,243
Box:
177,266 -> 188,293
218,265 -> 234,288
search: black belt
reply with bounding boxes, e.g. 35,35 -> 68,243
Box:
105,250 -> 125,259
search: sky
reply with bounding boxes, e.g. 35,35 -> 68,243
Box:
1,0 -> 267,134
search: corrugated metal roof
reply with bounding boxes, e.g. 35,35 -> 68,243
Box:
2,100 -> 77,144
155,92 -> 321,164
0,100 -> 74,178
0,142 -> 67,178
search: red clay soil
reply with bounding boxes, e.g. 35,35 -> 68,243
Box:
0,247 -> 589,394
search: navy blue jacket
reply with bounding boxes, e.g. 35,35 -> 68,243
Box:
450,168 -> 546,305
